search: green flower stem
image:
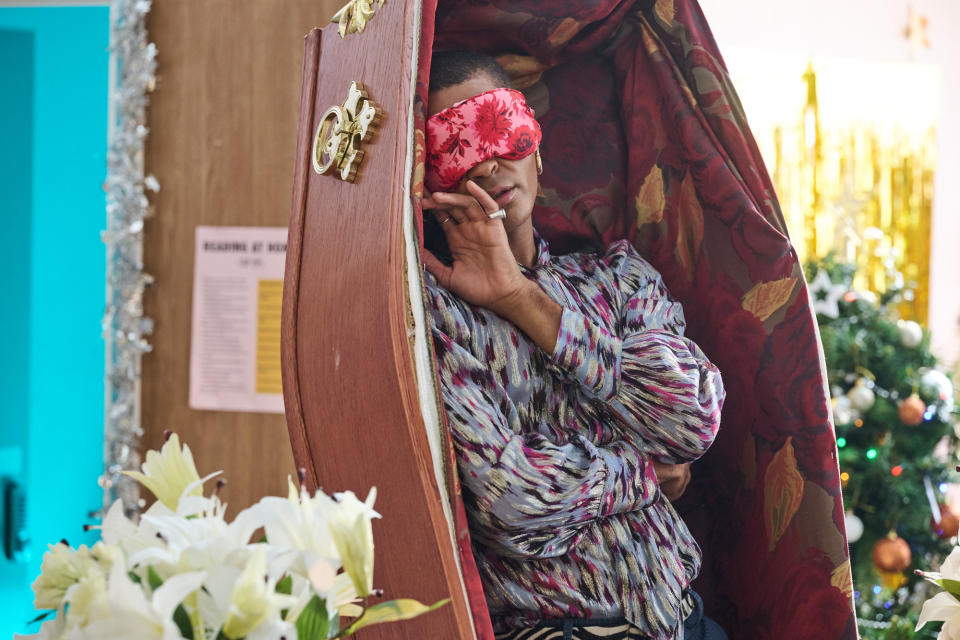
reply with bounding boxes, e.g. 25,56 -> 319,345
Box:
333,596 -> 368,639
187,591 -> 205,640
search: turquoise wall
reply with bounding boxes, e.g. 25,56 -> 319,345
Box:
0,7 -> 109,636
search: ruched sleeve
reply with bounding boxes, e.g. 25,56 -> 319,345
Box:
430,308 -> 661,559
547,242 -> 725,464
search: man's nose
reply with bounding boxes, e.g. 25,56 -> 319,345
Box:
466,157 -> 499,181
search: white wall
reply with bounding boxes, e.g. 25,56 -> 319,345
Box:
699,0 -> 960,366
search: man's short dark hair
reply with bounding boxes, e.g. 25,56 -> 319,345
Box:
429,50 -> 512,92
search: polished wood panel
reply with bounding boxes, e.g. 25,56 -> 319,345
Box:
283,13 -> 476,640
142,0 -> 342,513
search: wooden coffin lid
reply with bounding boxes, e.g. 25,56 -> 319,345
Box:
281,6 -> 475,639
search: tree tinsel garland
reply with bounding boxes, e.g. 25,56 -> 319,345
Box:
101,0 -> 158,519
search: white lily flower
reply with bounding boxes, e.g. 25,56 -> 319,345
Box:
79,561 -> 205,640
98,500 -> 138,546
63,571 -> 110,627
196,546 -> 301,633
98,500 -> 182,591
98,500 -> 167,561
220,547 -> 298,639
130,495 -> 263,576
253,477 -> 339,574
122,433 -> 210,511
326,488 -> 380,598
29,541 -> 121,630
917,548 -> 960,638
32,543 -> 101,610
917,591 -> 960,638
22,436 -> 443,640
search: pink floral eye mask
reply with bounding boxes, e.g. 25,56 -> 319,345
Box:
425,88 -> 542,192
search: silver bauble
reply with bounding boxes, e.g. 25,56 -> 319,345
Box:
898,320 -> 923,348
848,383 -> 876,412
845,511 -> 864,543
833,395 -> 856,426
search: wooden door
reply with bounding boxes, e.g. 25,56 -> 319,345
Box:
144,1 -> 341,513
282,4 -> 476,639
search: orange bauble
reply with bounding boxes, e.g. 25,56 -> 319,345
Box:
898,394 -> 927,427
932,507 -> 960,539
872,535 -> 912,572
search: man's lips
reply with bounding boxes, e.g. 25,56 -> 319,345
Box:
492,186 -> 516,207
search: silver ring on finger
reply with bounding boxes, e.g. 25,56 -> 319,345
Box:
437,215 -> 453,225
487,208 -> 507,220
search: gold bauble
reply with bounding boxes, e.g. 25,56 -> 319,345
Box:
932,507 -> 960,539
872,535 -> 911,573
898,394 -> 927,427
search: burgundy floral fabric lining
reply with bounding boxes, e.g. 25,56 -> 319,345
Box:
414,1 -> 857,638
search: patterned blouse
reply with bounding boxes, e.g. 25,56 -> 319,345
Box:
424,233 -> 725,640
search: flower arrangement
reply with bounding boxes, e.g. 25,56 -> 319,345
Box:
917,548 -> 960,639
19,433 -> 446,639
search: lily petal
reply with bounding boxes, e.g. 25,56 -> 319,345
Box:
943,548 -> 960,579
917,591 -> 960,631
151,570 -> 207,622
942,615 -> 960,640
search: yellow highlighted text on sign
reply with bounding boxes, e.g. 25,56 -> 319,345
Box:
256,279 -> 283,395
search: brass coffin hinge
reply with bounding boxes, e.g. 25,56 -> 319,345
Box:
331,0 -> 385,38
312,81 -> 383,183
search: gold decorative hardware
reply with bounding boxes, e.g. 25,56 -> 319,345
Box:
331,0 -> 385,38
312,81 -> 382,182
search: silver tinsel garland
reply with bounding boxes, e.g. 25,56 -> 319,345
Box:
100,0 -> 157,519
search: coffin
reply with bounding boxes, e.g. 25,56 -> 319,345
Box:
281,2 -> 858,638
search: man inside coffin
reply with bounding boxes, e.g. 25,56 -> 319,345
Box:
421,50 -> 727,640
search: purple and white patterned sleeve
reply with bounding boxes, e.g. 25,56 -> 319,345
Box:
548,245 -> 725,464
432,328 -> 660,558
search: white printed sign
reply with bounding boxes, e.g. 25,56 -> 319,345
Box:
188,226 -> 287,413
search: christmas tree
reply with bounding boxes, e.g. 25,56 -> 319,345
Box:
808,255 -> 958,639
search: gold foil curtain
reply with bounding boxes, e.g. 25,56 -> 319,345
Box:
729,53 -> 939,322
